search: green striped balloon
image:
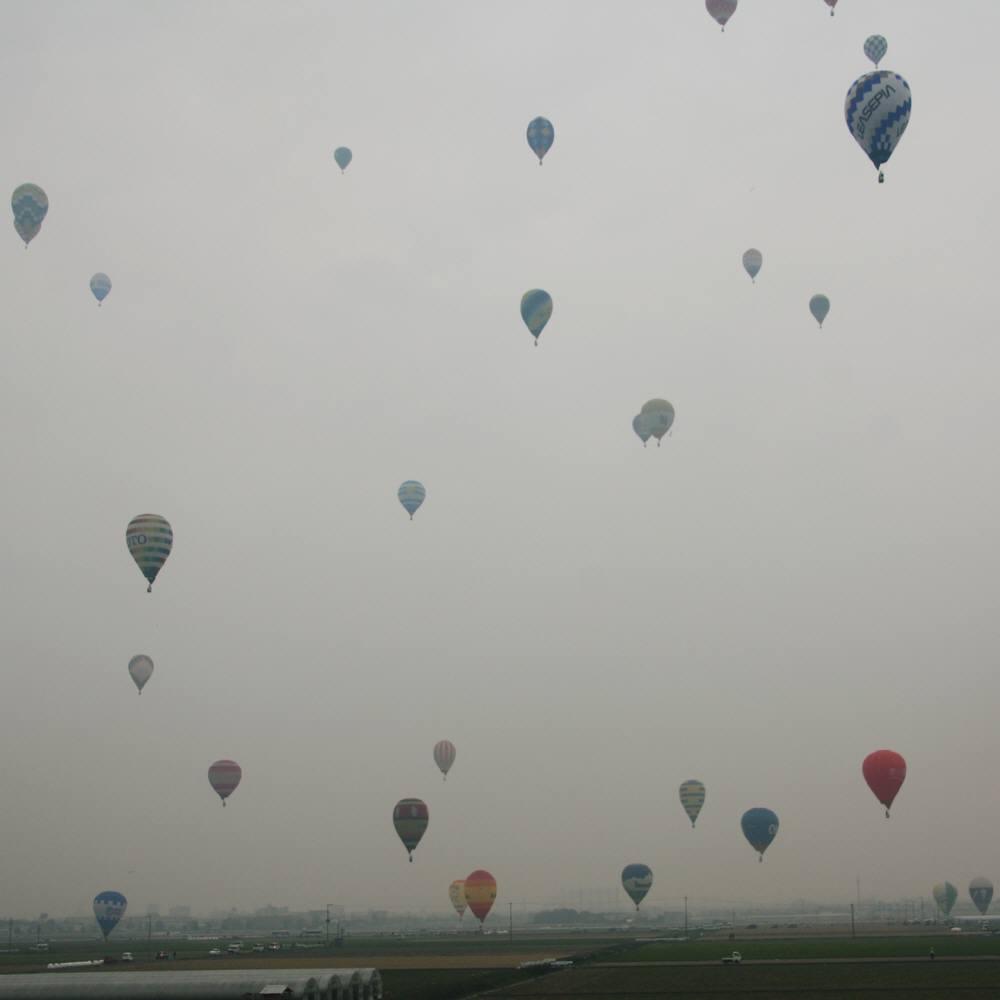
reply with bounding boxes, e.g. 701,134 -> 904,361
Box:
126,514 -> 173,592
679,779 -> 706,827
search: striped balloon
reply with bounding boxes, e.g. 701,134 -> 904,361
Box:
526,117 -> 554,164
706,0 -> 737,31
679,780 -> 706,827
126,514 -> 173,592
90,273 -> 112,304
844,71 -> 911,181
809,294 -> 830,328
128,654 -> 154,694
520,289 -> 552,344
742,248 -> 762,282
464,869 -> 497,923
433,740 -> 456,780
334,146 -> 352,172
398,481 -> 426,519
933,881 -> 957,916
863,35 -> 888,69
208,759 -> 242,806
11,183 -> 48,246
393,798 -> 429,861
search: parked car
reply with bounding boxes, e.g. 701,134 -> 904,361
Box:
208,948 -> 222,957
722,951 -> 742,965
252,944 -> 265,952
267,943 -> 280,951
120,953 -> 134,962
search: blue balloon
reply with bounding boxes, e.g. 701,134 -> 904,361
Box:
621,863 -> 653,909
90,272 -> 112,304
334,147 -> 352,172
398,480 -> 426,519
520,289 -> 553,343
526,117 -> 554,164
844,71 -> 911,180
93,891 -> 127,938
741,808 -> 779,861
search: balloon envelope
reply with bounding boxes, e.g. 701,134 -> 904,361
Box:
520,289 -> 552,341
128,654 -> 153,694
706,0 -> 737,28
621,863 -> 653,909
90,273 -> 112,303
126,514 -> 173,592
741,808 -> 779,859
334,147 -> 352,171
208,759 -> 242,805
526,117 -> 554,163
863,35 -> 888,68
398,481 -> 426,519
433,740 -> 456,779
449,880 -> 467,918
845,71 -> 911,174
933,882 -> 957,916
11,183 -> 48,245
464,869 -> 497,923
393,798 -> 429,860
679,780 -> 706,827
640,400 -> 675,443
742,248 -> 762,281
632,414 -> 653,445
824,0 -> 838,13
809,295 -> 830,328
93,891 -> 127,939
862,749 -> 906,815
970,878 -> 994,916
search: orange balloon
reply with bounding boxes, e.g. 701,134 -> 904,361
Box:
464,869 -> 497,924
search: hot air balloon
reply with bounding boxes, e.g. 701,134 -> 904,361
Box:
90,273 -> 112,305
334,147 -> 352,173
93,891 -> 127,939
809,294 -> 830,328
621,864 -> 653,910
706,0 -> 737,31
464,869 -> 497,925
679,780 -> 706,827
741,808 -> 779,861
126,514 -> 173,592
433,740 -> 456,780
632,414 -> 654,447
970,878 -> 994,916
11,183 -> 48,246
449,880 -> 467,919
845,71 -> 911,182
933,882 -> 957,917
526,117 -> 554,164
393,798 -> 428,861
398,481 -> 426,520
862,749 -> 906,817
128,655 -> 153,694
863,35 -> 888,69
520,289 -> 552,345
208,759 -> 242,806
640,399 -> 675,445
742,249 -> 762,283
824,0 -> 838,14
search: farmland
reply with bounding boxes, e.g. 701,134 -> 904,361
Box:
4,930 -> 1000,998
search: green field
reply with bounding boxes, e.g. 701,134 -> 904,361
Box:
6,931 -> 1000,998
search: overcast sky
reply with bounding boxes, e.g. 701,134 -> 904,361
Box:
2,0 -> 999,923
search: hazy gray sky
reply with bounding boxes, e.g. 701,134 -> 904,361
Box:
2,0 -> 999,922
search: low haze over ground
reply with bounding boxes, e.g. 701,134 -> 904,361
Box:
2,1 -> 998,919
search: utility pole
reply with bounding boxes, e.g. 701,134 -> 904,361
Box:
684,897 -> 688,937
508,903 -> 513,943
856,875 -> 861,912
325,905 -> 331,947
147,914 -> 152,942
8,918 -> 12,951
850,903 -> 855,938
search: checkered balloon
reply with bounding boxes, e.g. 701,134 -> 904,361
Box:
863,35 -> 888,68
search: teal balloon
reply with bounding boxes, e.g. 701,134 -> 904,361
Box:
90,273 -> 112,304
526,117 -> 554,163
520,289 -> 552,343
11,183 -> 48,246
334,147 -> 352,172
809,294 -> 830,328
741,807 -> 779,861
398,481 -> 426,519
